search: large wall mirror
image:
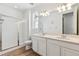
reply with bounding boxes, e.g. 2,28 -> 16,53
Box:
62,7 -> 78,35
62,12 -> 77,35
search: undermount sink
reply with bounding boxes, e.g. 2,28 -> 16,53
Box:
57,35 -> 67,39
43,34 -> 61,38
57,37 -> 67,40
39,33 -> 72,40
43,34 -> 69,40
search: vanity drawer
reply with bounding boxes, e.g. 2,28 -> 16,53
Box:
60,41 -> 79,51
47,38 -> 79,51
47,39 -> 60,45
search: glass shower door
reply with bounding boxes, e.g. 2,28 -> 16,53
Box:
0,19 -> 4,50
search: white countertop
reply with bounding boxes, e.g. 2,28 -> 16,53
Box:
32,33 -> 79,45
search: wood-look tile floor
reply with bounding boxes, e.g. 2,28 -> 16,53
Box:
1,46 -> 40,56
18,49 -> 40,56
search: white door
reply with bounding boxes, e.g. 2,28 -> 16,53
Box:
38,37 -> 46,56
32,37 -> 38,52
61,48 -> 79,56
47,39 -> 60,56
2,17 -> 18,50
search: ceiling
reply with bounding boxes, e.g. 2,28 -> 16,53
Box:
0,3 -> 39,11
0,3 -> 76,11
32,3 -> 62,10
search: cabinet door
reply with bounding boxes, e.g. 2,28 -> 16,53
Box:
47,40 -> 60,56
61,48 -> 79,56
38,38 -> 46,56
32,37 -> 38,52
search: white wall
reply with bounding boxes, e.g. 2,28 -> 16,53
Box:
22,9 -> 30,41
0,5 -> 23,19
42,11 -> 62,34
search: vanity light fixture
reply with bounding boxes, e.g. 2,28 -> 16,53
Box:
40,9 -> 50,16
57,3 -> 73,12
66,3 -> 72,10
57,6 -> 62,12
62,5 -> 66,11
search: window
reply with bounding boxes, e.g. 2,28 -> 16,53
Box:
32,12 -> 39,33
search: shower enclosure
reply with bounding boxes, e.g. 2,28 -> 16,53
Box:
0,19 -> 4,50
0,16 -> 26,51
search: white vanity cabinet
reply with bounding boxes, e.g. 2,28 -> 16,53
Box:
38,37 -> 46,56
47,39 -> 60,56
60,41 -> 79,56
32,36 -> 46,55
47,39 -> 79,56
32,35 -> 79,56
61,48 -> 79,56
32,36 -> 38,52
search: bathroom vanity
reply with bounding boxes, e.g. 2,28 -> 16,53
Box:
31,4 -> 79,56
32,34 -> 79,56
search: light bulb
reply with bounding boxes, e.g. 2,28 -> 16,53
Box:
57,6 -> 61,12
46,11 -> 50,16
57,7 -> 60,10
42,14 -> 44,16
67,6 -> 71,10
62,5 -> 66,11
66,3 -> 72,10
40,13 -> 42,16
